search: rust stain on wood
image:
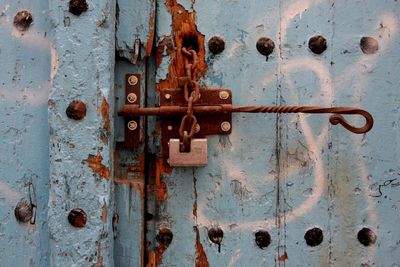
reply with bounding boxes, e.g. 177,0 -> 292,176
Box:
95,241 -> 103,267
101,199 -> 107,223
278,252 -> 289,262
156,0 -> 207,91
83,153 -> 110,180
155,159 -> 171,201
145,1 -> 156,56
194,226 -> 209,267
101,97 -> 110,144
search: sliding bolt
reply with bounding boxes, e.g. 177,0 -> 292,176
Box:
128,75 -> 138,86
128,121 -> 138,131
221,121 -> 231,132
127,93 -> 137,103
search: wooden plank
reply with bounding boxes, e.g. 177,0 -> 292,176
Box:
47,1 -> 116,265
116,0 -> 155,61
0,0 -> 51,266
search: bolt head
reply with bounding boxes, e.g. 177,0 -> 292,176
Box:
221,121 -> 231,132
256,37 -> 275,58
128,75 -> 138,86
128,120 -> 138,131
165,94 -> 171,100
68,208 -> 87,228
69,0 -> 88,16
66,100 -> 87,120
308,35 -> 327,55
167,125 -> 173,131
127,93 -> 137,103
208,36 -> 225,55
14,199 -> 33,223
13,10 -> 33,31
219,91 -> 229,100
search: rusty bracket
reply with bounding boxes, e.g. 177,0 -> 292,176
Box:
119,87 -> 232,159
159,88 -> 232,160
123,74 -> 141,148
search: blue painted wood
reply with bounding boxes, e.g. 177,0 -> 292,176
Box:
152,0 -> 400,266
0,1 -> 51,266
116,0 -> 155,60
47,0 -> 116,266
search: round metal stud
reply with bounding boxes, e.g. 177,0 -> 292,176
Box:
308,35 -> 327,55
128,75 -> 138,86
128,120 -> 138,131
68,208 -> 87,228
357,227 -> 377,246
219,91 -> 229,100
255,230 -> 272,249
304,227 -> 324,247
208,36 -> 225,55
360,37 -> 379,55
14,199 -> 33,223
167,125 -> 173,131
165,94 -> 171,100
13,10 -> 33,31
127,93 -> 137,103
256,37 -> 275,58
221,121 -> 231,132
66,100 -> 87,120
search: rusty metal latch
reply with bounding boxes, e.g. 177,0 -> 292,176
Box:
118,49 -> 374,167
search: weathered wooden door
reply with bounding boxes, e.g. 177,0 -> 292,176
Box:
122,1 -> 399,266
1,0 -> 399,266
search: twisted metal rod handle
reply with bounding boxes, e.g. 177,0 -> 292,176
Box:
231,106 -> 374,134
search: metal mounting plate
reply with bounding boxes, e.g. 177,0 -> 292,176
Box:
159,88 -> 232,161
123,74 -> 141,148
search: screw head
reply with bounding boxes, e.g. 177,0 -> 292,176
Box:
165,93 -> 171,100
127,93 -> 137,103
167,125 -> 173,131
128,121 -> 138,131
256,37 -> 275,58
14,199 -> 33,223
66,100 -> 87,120
208,36 -> 225,55
68,208 -> 87,228
128,75 -> 138,86
221,121 -> 231,132
195,124 -> 201,133
219,91 -> 229,100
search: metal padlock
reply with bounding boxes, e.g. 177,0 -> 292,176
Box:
168,139 -> 208,167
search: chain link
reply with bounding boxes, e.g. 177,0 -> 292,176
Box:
179,48 -> 200,151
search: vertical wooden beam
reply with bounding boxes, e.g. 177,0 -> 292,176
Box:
48,0 -> 116,266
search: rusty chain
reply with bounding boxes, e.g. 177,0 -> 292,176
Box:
178,47 -> 201,151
